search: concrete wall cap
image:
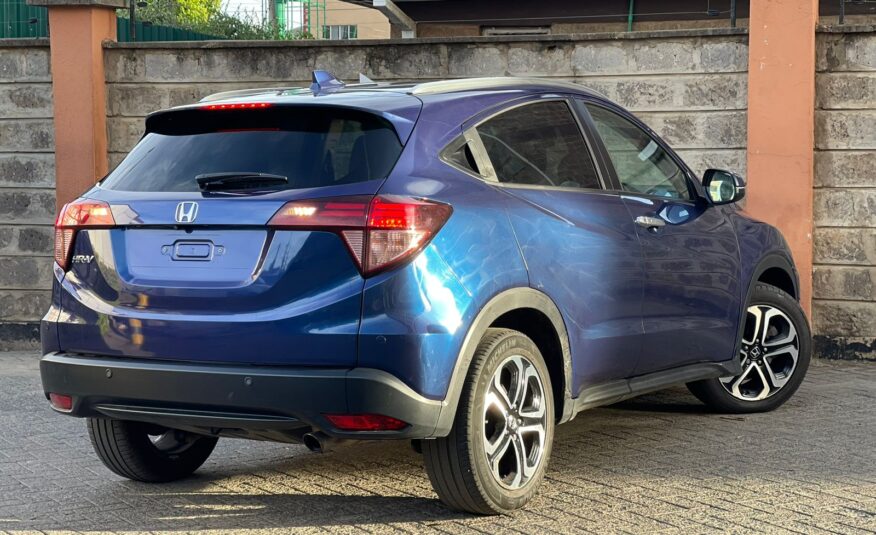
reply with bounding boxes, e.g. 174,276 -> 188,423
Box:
27,0 -> 127,8
104,27 -> 749,49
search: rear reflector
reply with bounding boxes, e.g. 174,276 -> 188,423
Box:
269,195 -> 452,276
324,413 -> 408,431
54,199 -> 116,270
48,393 -> 73,412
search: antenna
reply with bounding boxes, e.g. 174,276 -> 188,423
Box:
310,70 -> 345,94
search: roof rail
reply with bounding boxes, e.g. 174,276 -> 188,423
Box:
410,77 -> 601,97
199,86 -> 300,103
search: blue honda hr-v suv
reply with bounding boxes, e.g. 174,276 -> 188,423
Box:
40,73 -> 811,514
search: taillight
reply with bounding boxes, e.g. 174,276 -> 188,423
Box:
54,199 -> 116,270
268,195 -> 452,276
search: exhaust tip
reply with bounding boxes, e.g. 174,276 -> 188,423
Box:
302,432 -> 324,453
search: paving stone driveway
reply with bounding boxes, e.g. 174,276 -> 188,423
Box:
0,352 -> 874,534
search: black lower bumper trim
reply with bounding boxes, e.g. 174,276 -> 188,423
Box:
40,353 -> 443,439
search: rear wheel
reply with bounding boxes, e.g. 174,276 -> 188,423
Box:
687,283 -> 811,413
423,328 -> 554,514
87,418 -> 218,482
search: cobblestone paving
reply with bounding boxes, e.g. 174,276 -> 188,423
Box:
0,352 -> 874,534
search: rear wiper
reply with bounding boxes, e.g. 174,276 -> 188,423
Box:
196,172 -> 288,192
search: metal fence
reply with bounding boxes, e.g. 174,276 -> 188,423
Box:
0,0 -> 48,38
0,0 -> 221,41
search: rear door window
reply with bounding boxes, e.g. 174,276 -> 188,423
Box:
102,107 -> 403,192
475,100 -> 601,190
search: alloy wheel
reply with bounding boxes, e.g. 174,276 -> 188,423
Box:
721,304 -> 800,401
482,355 -> 548,490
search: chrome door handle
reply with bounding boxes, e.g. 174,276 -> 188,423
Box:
635,216 -> 666,230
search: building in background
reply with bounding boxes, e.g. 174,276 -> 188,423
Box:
270,0 -> 389,39
343,0 -> 875,38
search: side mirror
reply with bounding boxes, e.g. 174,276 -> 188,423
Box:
703,169 -> 746,205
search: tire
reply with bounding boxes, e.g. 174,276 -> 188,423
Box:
687,283 -> 812,413
87,418 -> 218,482
423,328 -> 554,514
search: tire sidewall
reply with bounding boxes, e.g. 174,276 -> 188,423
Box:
466,332 -> 555,511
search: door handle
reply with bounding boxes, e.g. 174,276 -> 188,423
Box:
635,215 -> 666,230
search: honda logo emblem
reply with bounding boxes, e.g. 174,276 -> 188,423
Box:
175,202 -> 199,224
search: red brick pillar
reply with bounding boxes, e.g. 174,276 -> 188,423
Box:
27,0 -> 122,211
746,0 -> 819,315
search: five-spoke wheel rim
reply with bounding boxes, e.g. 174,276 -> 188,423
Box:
721,304 -> 800,401
482,355 -> 547,490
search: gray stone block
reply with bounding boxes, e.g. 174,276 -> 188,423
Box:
814,266 -> 876,300
0,153 -> 55,188
815,110 -> 876,150
578,74 -> 746,112
814,228 -> 876,265
0,256 -> 53,289
815,151 -> 876,188
699,38 -> 748,72
0,189 -> 55,225
637,111 -> 746,149
0,47 -> 51,83
0,119 -> 54,152
816,72 -> 876,110
0,84 -> 52,119
572,43 -> 631,75
0,290 -> 50,322
448,45 -> 507,77
674,149 -> 747,177
817,32 -> 876,73
813,300 -> 876,337
814,189 -> 876,227
631,40 -> 697,74
107,117 -> 145,153
508,44 -> 572,77
0,225 -> 53,256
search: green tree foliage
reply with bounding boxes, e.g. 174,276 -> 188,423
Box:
122,0 -> 313,40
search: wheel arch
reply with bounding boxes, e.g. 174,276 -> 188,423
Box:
732,253 -> 800,366
431,287 -> 574,437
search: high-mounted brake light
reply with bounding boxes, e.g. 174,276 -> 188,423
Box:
201,102 -> 272,111
268,195 -> 452,276
54,199 -> 116,270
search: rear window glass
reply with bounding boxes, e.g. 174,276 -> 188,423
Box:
101,107 -> 403,192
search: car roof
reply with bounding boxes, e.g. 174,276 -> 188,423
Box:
148,77 -> 607,144
196,77 -> 603,105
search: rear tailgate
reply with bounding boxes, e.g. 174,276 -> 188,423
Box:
55,101 -> 419,365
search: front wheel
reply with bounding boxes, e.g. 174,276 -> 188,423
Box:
423,328 -> 554,514
687,283 -> 811,413
87,418 -> 218,482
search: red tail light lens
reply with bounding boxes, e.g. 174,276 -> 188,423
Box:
324,413 -> 408,431
54,199 -> 116,270
269,195 -> 452,276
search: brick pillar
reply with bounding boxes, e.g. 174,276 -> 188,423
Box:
746,0 -> 819,315
27,0 -> 123,212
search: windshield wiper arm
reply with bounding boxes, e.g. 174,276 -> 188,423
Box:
196,172 -> 288,191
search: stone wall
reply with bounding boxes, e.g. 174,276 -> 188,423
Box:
103,29 -> 748,176
4,27 -> 873,359
0,40 -> 54,350
813,26 -> 876,360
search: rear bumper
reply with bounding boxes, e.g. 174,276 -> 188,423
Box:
39,352 -> 443,440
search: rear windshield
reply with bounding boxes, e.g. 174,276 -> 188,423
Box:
101,106 -> 403,192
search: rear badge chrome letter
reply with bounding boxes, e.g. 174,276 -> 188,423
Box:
71,254 -> 94,264
175,201 -> 199,224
